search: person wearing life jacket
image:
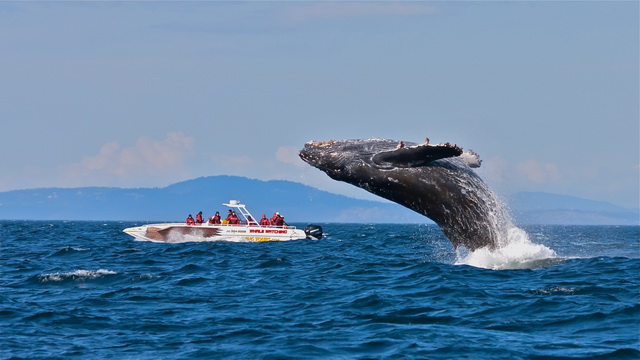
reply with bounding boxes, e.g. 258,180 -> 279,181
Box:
259,214 -> 270,226
270,212 -> 279,225
186,214 -> 196,225
226,211 -> 240,225
195,211 -> 204,224
273,214 -> 285,227
246,216 -> 257,226
209,211 -> 221,225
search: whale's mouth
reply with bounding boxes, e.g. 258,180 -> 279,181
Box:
299,140 -> 351,179
298,141 -> 325,167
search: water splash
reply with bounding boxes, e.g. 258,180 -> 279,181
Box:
455,227 -> 558,270
451,176 -> 559,270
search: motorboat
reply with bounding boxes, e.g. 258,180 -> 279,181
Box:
123,200 -> 323,243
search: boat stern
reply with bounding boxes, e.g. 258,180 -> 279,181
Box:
304,225 -> 323,240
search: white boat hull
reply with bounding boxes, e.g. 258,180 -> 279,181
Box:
123,223 -> 310,243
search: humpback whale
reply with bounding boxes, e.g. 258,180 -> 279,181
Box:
299,138 -> 512,251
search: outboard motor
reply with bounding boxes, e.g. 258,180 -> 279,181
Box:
304,225 -> 323,240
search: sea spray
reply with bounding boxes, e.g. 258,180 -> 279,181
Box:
455,185 -> 558,269
38,269 -> 117,282
456,227 -> 558,270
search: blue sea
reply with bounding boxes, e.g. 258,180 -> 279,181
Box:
1,221 -> 639,359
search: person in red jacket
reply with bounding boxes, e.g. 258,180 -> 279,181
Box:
273,214 -> 285,227
226,211 -> 240,225
270,212 -> 279,225
186,214 -> 195,225
259,214 -> 270,226
212,211 -> 221,224
195,211 -> 204,224
208,211 -> 221,225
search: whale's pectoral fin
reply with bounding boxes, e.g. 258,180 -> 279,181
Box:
372,144 -> 463,168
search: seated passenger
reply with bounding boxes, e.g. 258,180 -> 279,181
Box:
246,216 -> 257,226
226,211 -> 240,225
186,214 -> 195,225
259,214 -> 270,226
195,211 -> 204,224
210,211 -> 221,224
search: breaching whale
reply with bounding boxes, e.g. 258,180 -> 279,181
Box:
299,138 -> 512,251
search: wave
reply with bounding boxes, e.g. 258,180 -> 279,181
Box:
455,227 -> 558,270
49,246 -> 90,257
38,269 -> 117,282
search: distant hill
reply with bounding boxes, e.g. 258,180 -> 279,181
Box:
508,192 -> 639,226
0,176 -> 427,223
0,176 -> 637,225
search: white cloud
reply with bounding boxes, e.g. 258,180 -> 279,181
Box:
517,160 -> 561,183
275,146 -> 305,167
481,156 -> 509,185
68,132 -> 195,182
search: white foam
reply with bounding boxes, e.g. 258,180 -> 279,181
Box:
455,227 -> 557,270
39,269 -> 117,282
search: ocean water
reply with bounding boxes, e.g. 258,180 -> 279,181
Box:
1,221 -> 639,359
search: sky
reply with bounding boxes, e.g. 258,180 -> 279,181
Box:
1,1 -> 638,208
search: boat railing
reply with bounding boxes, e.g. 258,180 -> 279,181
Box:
221,200 -> 294,229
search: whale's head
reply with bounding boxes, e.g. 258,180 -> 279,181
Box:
299,138 -> 467,183
300,139 -> 392,182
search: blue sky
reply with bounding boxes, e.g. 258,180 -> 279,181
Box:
1,1 -> 638,208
